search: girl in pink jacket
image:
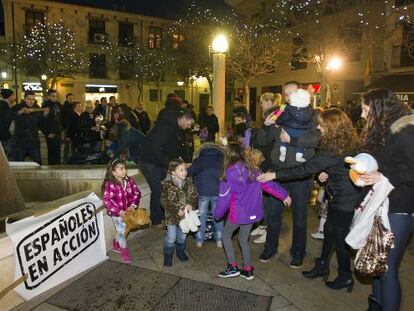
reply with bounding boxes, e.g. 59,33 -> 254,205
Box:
102,158 -> 141,263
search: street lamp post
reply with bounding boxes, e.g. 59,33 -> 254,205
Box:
211,34 -> 228,137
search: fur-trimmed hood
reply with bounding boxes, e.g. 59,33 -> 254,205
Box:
391,112 -> 414,134
193,142 -> 224,159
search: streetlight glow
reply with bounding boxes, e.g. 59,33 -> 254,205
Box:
212,34 -> 229,53
177,81 -> 184,86
326,57 -> 343,71
41,74 -> 48,80
1,71 -> 7,79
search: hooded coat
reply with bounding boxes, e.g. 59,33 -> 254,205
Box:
214,162 -> 288,225
188,143 -> 224,196
375,113 -> 414,213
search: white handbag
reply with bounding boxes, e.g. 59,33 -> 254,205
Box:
345,175 -> 394,250
179,209 -> 201,234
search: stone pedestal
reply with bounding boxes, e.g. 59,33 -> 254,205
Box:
0,143 -> 25,232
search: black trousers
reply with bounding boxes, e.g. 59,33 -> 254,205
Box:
320,210 -> 354,278
45,135 -> 61,165
139,161 -> 166,225
264,178 -> 313,258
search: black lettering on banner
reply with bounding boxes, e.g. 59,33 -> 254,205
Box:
53,248 -> 63,266
23,243 -> 33,262
16,202 -> 100,290
51,227 -> 60,246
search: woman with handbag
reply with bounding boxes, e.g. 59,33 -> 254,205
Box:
160,158 -> 198,267
102,158 -> 142,264
358,88 -> 414,311
257,109 -> 361,292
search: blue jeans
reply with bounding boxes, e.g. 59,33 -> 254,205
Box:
372,213 -> 414,311
165,224 -> 187,248
112,216 -> 127,248
195,196 -> 223,242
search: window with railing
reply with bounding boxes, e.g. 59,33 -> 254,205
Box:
89,19 -> 106,43
172,33 -> 185,49
119,22 -> 134,46
148,26 -> 162,49
89,53 -> 107,78
25,10 -> 44,34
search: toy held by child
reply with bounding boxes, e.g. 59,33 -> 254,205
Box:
102,158 -> 141,264
276,89 -> 314,163
161,159 -> 198,267
215,143 -> 291,280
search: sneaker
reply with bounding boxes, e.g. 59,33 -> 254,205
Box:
216,240 -> 223,248
112,239 -> 122,253
196,241 -> 203,248
259,251 -> 276,263
253,232 -> 267,244
120,247 -> 132,264
311,231 -> 324,240
218,265 -> 240,278
290,256 -> 303,269
250,226 -> 267,236
240,269 -> 255,280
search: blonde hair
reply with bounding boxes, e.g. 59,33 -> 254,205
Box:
84,100 -> 94,110
260,92 -> 282,107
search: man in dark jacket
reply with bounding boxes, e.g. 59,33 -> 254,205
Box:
41,89 -> 63,165
199,105 -> 219,142
9,91 -> 48,164
132,100 -> 151,134
61,93 -> 75,130
138,109 -> 195,225
254,80 -> 320,268
0,89 -> 16,156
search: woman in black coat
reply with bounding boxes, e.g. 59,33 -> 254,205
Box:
358,89 -> 414,311
80,101 -> 101,151
258,109 -> 361,292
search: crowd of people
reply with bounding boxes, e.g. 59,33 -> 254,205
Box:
1,81 -> 413,311
0,89 -> 152,165
102,82 -> 412,311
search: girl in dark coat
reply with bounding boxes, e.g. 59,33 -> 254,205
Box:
358,89 -> 414,311
258,109 -> 361,292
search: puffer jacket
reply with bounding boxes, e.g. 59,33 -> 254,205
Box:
188,143 -> 224,196
103,176 -> 141,217
214,162 -> 288,225
160,176 -> 198,225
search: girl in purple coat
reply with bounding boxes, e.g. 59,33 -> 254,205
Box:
102,158 -> 141,264
215,143 -> 291,280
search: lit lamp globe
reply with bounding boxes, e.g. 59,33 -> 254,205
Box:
41,74 -> 48,81
326,57 -> 343,71
1,71 -> 7,79
212,35 -> 229,53
177,81 -> 184,87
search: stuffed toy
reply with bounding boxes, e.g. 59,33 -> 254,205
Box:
179,209 -> 201,234
123,208 -> 150,236
345,153 -> 378,187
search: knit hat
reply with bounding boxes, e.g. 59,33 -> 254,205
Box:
289,89 -> 310,108
1,89 -> 14,99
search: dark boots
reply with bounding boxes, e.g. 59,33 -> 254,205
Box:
164,246 -> 174,267
367,295 -> 382,311
175,243 -> 189,262
302,258 -> 329,280
325,272 -> 354,293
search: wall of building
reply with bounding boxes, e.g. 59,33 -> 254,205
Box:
0,0 -> 211,119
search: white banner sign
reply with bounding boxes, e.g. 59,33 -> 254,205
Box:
6,193 -> 107,301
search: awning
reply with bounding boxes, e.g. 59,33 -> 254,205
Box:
355,73 -> 414,94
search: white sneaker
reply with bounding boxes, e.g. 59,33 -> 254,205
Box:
196,241 -> 203,248
250,226 -> 267,236
310,231 -> 324,240
216,240 -> 223,248
253,232 -> 267,244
